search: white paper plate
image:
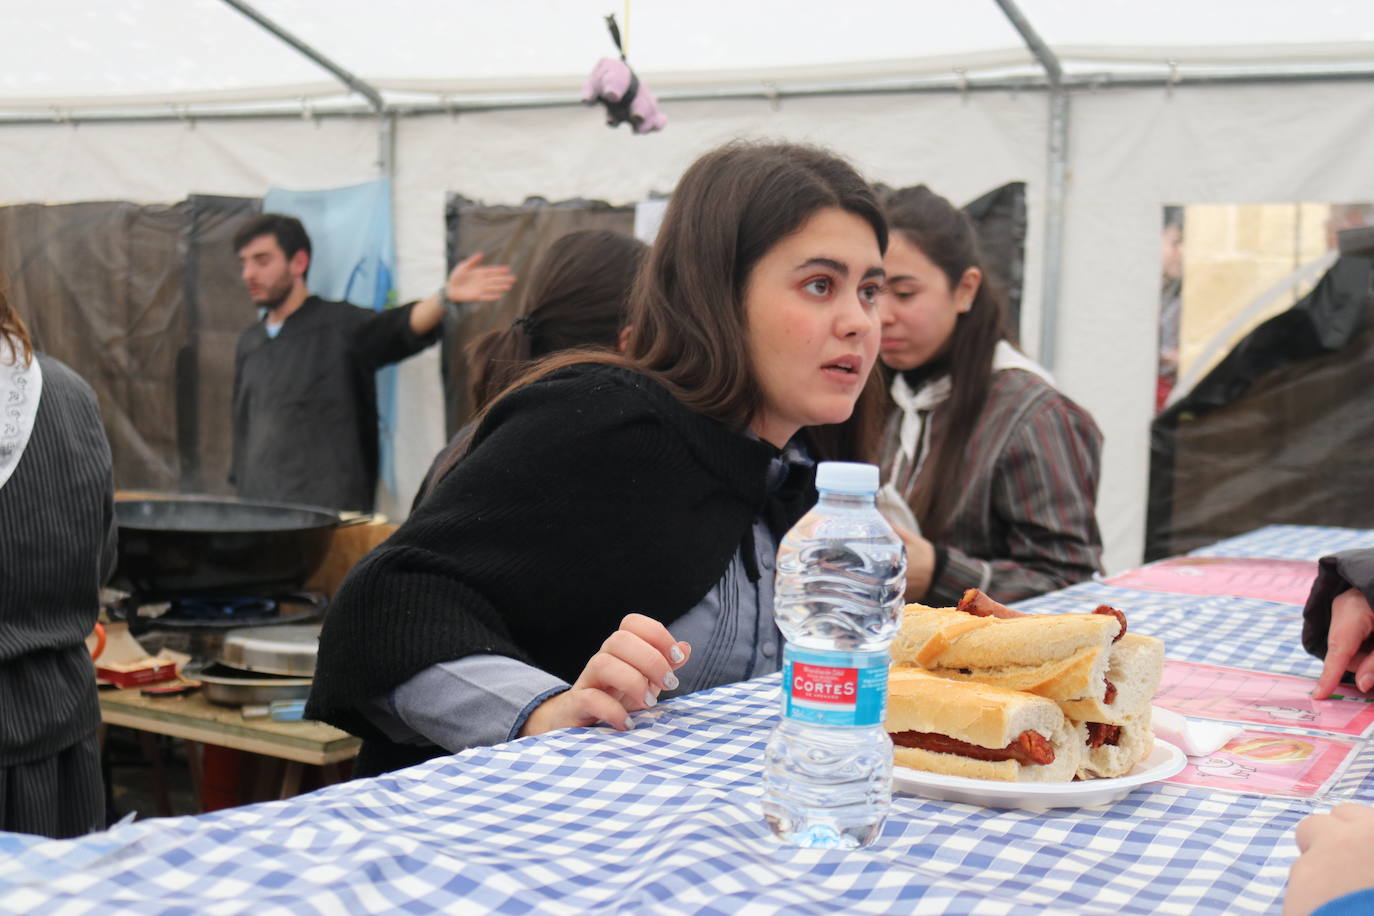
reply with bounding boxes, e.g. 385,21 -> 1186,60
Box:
892,738 -> 1187,811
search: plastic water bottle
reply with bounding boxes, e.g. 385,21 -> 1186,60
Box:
762,461 -> 906,849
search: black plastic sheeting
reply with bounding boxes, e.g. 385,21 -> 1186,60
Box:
962,182 -> 1027,343
0,195 -> 260,494
1146,244 -> 1374,560
440,195 -> 634,437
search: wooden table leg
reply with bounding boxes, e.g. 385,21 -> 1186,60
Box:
322,762 -> 351,786
200,745 -> 245,813
278,761 -> 303,799
139,731 -> 173,817
184,741 -> 204,812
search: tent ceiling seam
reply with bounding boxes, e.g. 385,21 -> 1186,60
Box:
4,68 -> 1373,126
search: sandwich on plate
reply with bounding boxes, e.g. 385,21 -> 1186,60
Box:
885,667 -> 1084,782
1070,632 -> 1164,777
891,602 -> 1165,780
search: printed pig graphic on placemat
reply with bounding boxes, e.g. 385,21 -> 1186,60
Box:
1193,756 -> 1257,779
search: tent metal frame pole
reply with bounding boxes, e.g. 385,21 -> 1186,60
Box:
6,66 -> 1373,126
995,0 -> 1066,371
1039,90 -> 1068,372
218,0 -> 393,183
219,0 -> 384,113
378,111 -> 396,179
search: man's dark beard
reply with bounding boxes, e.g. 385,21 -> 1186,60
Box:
256,284 -> 292,315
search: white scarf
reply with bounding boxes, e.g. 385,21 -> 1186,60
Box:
887,340 -> 1055,493
0,343 -> 42,493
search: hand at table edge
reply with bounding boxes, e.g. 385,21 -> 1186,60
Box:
893,525 -> 935,601
1313,588 -> 1374,700
1286,803 -> 1374,916
520,613 -> 691,737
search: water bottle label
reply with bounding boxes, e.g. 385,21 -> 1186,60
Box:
780,646 -> 889,727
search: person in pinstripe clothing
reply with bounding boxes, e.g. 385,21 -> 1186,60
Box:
874,186 -> 1103,607
0,284 -> 115,837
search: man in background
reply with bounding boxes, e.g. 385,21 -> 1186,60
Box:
231,213 -> 513,512
1156,206 -> 1184,413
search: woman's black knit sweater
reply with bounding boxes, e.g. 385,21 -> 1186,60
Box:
307,364 -> 812,752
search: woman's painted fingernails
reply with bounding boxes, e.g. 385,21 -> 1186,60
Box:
643,691 -> 657,708
623,716 -> 635,730
663,672 -> 679,691
669,644 -> 685,664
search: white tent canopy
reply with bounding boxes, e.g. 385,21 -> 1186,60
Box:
3,0 -> 1373,572
5,0 -> 1374,115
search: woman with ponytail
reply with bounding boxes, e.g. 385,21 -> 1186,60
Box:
875,185 -> 1103,606
0,283 -> 115,837
467,229 -> 646,412
414,229 -> 647,506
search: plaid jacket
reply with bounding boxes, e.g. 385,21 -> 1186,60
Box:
880,368 -> 1104,605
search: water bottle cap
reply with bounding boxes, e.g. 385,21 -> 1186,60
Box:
814,461 -> 879,494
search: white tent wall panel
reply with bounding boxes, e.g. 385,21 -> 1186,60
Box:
0,118 -> 378,204
391,91 -> 1048,303
1059,80 -> 1374,573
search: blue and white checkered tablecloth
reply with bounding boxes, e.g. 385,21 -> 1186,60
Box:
1186,525 -> 1374,560
2,526 -> 1370,915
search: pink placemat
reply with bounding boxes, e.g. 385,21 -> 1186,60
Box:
1166,730 -> 1357,798
1156,660 -> 1374,736
1106,556 -> 1317,606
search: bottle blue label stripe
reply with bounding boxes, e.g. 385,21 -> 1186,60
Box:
781,646 -> 889,727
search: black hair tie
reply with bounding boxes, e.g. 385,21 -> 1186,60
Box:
511,315 -> 537,334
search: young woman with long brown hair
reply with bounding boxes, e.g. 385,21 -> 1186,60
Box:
308,141 -> 890,775
875,185 -> 1102,606
0,283 -> 115,837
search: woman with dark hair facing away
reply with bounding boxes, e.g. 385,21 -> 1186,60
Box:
308,141 -> 891,775
414,229 -> 647,506
874,185 -> 1102,606
0,283 -> 115,837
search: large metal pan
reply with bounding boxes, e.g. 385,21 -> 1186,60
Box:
197,663 -> 313,707
112,497 -> 338,597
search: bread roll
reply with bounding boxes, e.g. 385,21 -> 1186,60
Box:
886,668 -> 1083,782
1076,709 -> 1155,779
892,605 -> 1121,703
1057,633 -> 1165,724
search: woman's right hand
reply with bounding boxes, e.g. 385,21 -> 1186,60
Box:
1313,587 -> 1374,699
893,525 -> 936,601
520,614 -> 692,737
1286,803 -> 1374,916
